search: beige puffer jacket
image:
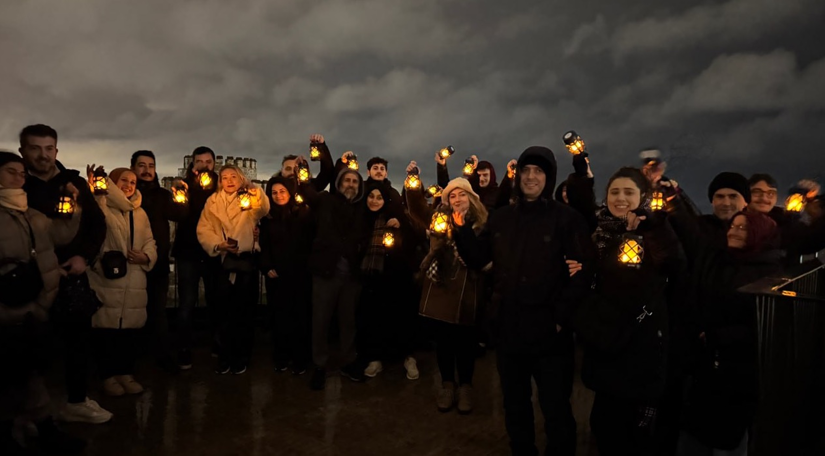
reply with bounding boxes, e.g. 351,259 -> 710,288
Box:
0,206 -> 80,325
88,181 -> 157,329
197,185 -> 269,257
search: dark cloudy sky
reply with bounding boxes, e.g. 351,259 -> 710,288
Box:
2,0 -> 824,207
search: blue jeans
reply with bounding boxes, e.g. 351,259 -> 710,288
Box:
175,257 -> 220,351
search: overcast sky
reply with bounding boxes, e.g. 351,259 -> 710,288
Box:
2,0 -> 824,207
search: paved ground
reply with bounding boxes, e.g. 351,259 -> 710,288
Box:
48,337 -> 598,456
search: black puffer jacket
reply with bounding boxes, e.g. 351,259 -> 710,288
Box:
454,146 -> 595,353
668,196 -> 782,450
23,163 -> 106,264
136,177 -> 188,274
171,167 -> 217,261
577,209 -> 686,401
259,175 -> 315,278
301,169 -> 371,278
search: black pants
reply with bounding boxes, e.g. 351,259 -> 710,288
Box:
312,274 -> 361,368
214,270 -> 258,367
176,257 -> 220,352
496,333 -> 576,456
93,329 -> 139,379
358,274 -> 417,363
60,316 -> 92,404
145,269 -> 172,360
433,321 -> 476,385
590,393 -> 657,456
266,274 -> 311,368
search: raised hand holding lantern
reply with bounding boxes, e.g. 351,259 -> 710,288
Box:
462,158 -> 475,176
439,146 -> 455,160
237,187 -> 252,211
426,184 -> 443,199
297,161 -> 311,183
92,168 -> 108,195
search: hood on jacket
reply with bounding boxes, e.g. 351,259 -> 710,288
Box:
477,161 -> 498,188
335,168 -> 365,203
105,177 -> 141,212
554,180 -> 568,203
265,174 -> 298,215
514,146 -> 558,202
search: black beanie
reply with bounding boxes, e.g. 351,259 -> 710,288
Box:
0,151 -> 25,169
708,172 -> 751,203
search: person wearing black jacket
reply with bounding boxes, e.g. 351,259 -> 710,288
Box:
259,175 -> 315,375
436,153 -> 515,211
171,146 -> 220,370
452,146 -> 595,456
570,167 -> 686,455
665,186 -> 782,455
18,125 -> 112,425
131,151 -> 188,373
701,172 -> 751,249
299,165 -> 371,390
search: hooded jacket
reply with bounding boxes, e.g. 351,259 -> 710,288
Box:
0,197 -> 80,324
453,146 -> 596,352
301,169 -> 371,278
136,176 -> 188,274
88,180 -> 158,329
258,175 -> 315,278
23,162 -> 106,264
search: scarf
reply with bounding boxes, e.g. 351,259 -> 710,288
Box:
592,206 -> 628,259
101,178 -> 139,253
0,185 -> 29,212
361,215 -> 387,275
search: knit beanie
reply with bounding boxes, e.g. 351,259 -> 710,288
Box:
442,177 -> 480,206
708,172 -> 751,203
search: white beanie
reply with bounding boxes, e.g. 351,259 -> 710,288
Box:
441,177 -> 479,206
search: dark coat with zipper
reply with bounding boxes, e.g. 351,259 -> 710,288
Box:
136,177 -> 188,275
171,167 -> 217,261
667,195 -> 782,450
575,210 -> 686,402
258,176 -> 315,279
453,146 -> 595,354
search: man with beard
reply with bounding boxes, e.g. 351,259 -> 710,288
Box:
18,124 -> 112,425
298,165 -> 370,390
452,146 -> 594,456
130,150 -> 188,373
275,134 -> 335,191
171,146 -> 219,370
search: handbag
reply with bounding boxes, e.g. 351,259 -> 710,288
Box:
100,212 -> 132,280
0,214 -> 44,307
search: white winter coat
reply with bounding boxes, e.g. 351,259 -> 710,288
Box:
197,185 -> 269,258
88,181 -> 157,329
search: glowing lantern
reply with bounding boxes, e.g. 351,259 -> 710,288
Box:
563,130 -> 586,155
297,161 -> 311,183
295,193 -> 304,205
439,146 -> 455,160
785,193 -> 805,212
507,161 -> 517,179
347,154 -> 359,171
310,145 -> 321,161
382,229 -> 396,248
55,189 -> 75,219
650,191 -> 665,211
429,209 -> 451,237
237,188 -> 252,211
198,171 -> 214,189
463,158 -> 475,176
92,169 -> 108,195
618,234 -> 644,268
426,185 -> 443,199
405,167 -> 421,190
172,184 -> 188,204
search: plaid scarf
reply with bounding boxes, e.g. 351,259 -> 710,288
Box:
592,206 -> 628,259
361,216 -> 386,275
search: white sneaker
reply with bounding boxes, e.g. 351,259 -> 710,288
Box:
364,361 -> 383,378
404,357 -> 420,380
57,397 -> 113,424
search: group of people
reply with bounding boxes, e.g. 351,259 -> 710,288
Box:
2,123 -> 824,456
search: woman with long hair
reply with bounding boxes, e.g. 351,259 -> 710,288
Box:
86,166 -> 157,397
197,165 -> 269,375
406,166 -> 488,415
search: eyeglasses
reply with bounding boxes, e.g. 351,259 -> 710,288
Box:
730,224 -> 748,232
751,189 -> 777,198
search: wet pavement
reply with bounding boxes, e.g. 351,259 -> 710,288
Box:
50,342 -> 598,456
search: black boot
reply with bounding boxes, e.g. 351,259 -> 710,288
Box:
1,421 -> 28,456
35,417 -> 86,454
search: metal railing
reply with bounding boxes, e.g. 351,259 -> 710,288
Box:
738,259 -> 825,455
